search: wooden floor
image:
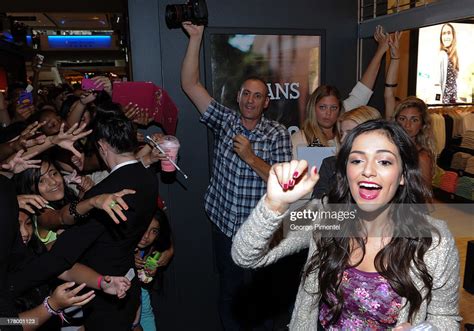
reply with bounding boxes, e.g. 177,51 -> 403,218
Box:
431,202 -> 474,330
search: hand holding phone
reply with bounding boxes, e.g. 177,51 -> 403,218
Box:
81,78 -> 105,92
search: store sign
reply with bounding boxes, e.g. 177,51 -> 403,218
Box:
47,35 -> 112,49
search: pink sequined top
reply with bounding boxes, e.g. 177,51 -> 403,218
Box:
319,267 -> 403,330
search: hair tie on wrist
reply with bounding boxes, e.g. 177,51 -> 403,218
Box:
97,275 -> 103,289
385,83 -> 398,87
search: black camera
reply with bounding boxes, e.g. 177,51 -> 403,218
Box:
165,0 -> 208,29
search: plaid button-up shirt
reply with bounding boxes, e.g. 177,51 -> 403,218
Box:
200,100 -> 292,237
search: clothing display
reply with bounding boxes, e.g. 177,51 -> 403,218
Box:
466,157 -> 474,175
430,106 -> 474,201
432,166 -> 445,188
430,113 -> 446,155
455,176 -> 474,200
439,171 -> 459,194
450,152 -> 471,171
461,130 -> 474,149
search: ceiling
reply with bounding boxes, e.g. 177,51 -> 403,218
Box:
6,12 -> 119,30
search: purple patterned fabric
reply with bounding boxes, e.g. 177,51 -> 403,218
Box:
319,267 -> 403,330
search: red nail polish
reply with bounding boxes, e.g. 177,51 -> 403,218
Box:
314,167 -> 318,174
283,184 -> 288,190
289,180 -> 294,187
293,171 -> 299,178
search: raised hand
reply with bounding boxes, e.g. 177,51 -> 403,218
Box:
182,21 -> 204,38
100,275 -> 131,299
91,189 -> 136,224
123,103 -> 139,121
1,150 -> 41,174
265,160 -> 319,213
48,282 -> 95,311
11,121 -> 47,151
79,91 -> 97,105
388,31 -> 401,59
51,122 -> 92,158
133,110 -> 153,126
17,194 -> 48,214
374,25 -> 390,54
91,76 -> 112,95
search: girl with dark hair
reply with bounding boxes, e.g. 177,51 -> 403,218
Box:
132,208 -> 174,331
232,119 -> 460,330
14,157 -> 136,247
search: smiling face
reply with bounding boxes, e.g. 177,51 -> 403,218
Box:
138,218 -> 160,249
37,162 -> 65,202
347,130 -> 404,212
19,211 -> 34,245
396,107 -> 423,140
315,95 -> 340,130
237,79 -> 269,126
441,24 -> 454,48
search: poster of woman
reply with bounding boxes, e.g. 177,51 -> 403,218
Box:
417,22 -> 474,104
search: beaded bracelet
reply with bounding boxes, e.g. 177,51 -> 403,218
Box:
69,200 -> 90,221
43,296 -> 69,324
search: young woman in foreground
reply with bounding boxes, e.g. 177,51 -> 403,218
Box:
232,120 -> 460,330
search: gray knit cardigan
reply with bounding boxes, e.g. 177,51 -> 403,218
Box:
231,197 -> 461,330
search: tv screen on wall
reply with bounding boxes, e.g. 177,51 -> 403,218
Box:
416,22 -> 474,104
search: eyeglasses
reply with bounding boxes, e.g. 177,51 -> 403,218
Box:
318,104 -> 339,112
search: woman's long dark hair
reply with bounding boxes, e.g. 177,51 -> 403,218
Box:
303,120 -> 437,324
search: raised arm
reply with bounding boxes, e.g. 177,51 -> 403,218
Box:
59,263 -> 130,299
66,92 -> 96,127
232,160 -> 319,268
24,122 -> 91,159
384,31 -> 401,120
36,188 -> 135,232
360,25 -> 390,90
180,22 -> 212,114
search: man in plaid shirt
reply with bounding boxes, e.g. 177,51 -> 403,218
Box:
181,23 -> 292,329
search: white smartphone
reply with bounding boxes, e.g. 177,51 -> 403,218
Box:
125,268 -> 135,281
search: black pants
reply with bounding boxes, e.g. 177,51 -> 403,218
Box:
82,281 -> 140,331
212,225 -> 252,330
212,225 -> 305,331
